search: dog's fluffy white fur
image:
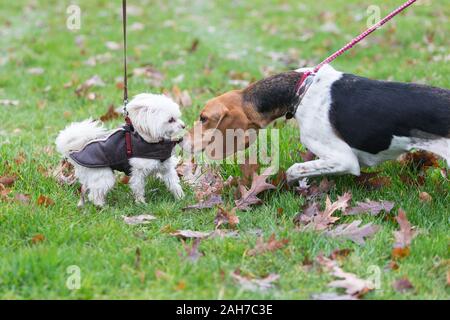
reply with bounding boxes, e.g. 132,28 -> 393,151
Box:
56,93 -> 185,207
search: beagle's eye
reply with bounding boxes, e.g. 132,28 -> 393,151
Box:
168,117 -> 176,123
199,115 -> 208,123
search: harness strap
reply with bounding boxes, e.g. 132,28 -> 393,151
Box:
124,116 -> 133,157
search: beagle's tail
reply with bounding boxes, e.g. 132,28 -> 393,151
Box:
55,119 -> 108,157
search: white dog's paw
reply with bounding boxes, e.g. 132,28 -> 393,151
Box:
172,185 -> 185,199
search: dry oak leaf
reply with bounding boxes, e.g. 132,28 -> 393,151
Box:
178,162 -> 227,201
325,221 -> 380,245
170,230 -> 212,240
180,238 -> 203,262
246,233 -> 289,256
214,206 -> 239,229
392,209 -> 418,259
345,200 -> 395,216
295,192 -> 352,231
315,255 -> 374,298
183,194 -> 223,211
231,271 -> 280,292
328,267 -> 374,297
235,167 -> 276,210
122,214 -> 156,225
0,175 -> 17,187
295,177 -> 335,200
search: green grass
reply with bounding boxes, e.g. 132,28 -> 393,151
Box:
0,0 -> 449,299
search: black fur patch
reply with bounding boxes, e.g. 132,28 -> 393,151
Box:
329,74 -> 450,154
242,71 -> 302,116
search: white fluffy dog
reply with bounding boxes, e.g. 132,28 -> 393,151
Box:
56,93 -> 185,207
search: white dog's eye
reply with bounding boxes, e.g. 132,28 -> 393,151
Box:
168,117 -> 176,123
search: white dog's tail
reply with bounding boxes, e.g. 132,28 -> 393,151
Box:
55,119 -> 108,156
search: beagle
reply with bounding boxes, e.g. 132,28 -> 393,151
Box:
183,65 -> 450,183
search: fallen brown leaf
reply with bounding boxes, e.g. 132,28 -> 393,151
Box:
0,184 -> 11,199
183,194 -> 223,211
170,230 -> 212,240
99,104 -> 119,122
214,206 -> 239,229
392,209 -> 418,260
295,177 -> 335,200
246,233 -> 289,256
392,277 -> 414,293
14,152 -> 26,165
178,162 -> 226,201
295,193 -> 352,231
37,195 -> 54,207
315,254 -> 374,298
31,234 -> 45,244
325,221 -> 380,245
0,175 -> 17,187
231,270 -> 279,292
180,238 -> 203,262
235,167 -> 276,210
329,248 -> 352,261
175,281 -> 186,291
345,200 -> 395,216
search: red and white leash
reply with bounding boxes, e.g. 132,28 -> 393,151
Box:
293,0 -> 418,100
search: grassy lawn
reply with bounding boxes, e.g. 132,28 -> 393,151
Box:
0,0 -> 449,299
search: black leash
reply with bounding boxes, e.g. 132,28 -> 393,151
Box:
121,0 -> 133,157
122,0 -> 128,110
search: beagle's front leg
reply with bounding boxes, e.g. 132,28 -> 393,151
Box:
286,158 -> 358,183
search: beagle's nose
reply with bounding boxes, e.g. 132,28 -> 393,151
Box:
181,124 -> 186,129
